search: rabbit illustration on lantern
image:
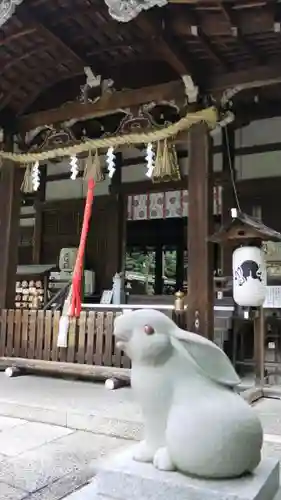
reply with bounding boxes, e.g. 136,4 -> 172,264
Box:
234,260 -> 262,286
113,309 -> 263,479
233,246 -> 267,307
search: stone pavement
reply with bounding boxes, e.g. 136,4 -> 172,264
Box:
0,415 -> 127,500
1,373 -> 281,499
0,373 -> 137,500
0,373 -> 142,440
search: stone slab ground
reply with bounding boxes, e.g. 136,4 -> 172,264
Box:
0,415 -> 128,500
1,374 -> 281,498
0,373 -> 142,440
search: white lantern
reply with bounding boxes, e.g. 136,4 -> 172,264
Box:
232,246 -> 267,307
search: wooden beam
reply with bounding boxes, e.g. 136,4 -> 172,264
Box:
17,62 -> 281,132
0,28 -> 36,47
136,14 -> 191,76
161,10 -> 224,77
187,123 -> 214,338
218,2 -> 267,65
0,357 -> 130,382
18,80 -> 184,132
17,10 -> 85,69
171,7 -> 231,70
208,63 -> 281,94
170,1 -> 273,36
232,3 -> 274,36
234,99 -> 281,123
1,46 -> 49,76
15,70 -> 82,117
110,178 -> 189,196
198,30 -> 230,69
18,9 -> 105,79
0,65 -> 77,114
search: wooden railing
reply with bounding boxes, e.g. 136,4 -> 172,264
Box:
0,309 -> 130,369
0,303 -> 233,375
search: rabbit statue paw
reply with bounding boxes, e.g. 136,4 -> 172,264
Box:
114,309 -> 263,479
153,447 -> 175,471
133,442 -> 175,471
133,441 -> 155,463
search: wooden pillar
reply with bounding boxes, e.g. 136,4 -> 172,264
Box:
110,152 -> 127,275
187,123 -> 214,339
0,132 -> 23,308
155,245 -> 163,295
33,164 -> 47,264
221,126 -> 236,276
254,307 -> 265,387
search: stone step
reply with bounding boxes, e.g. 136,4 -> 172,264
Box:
62,446 -> 280,500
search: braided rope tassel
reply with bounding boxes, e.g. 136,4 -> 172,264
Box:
21,164 -> 33,193
83,150 -> 104,182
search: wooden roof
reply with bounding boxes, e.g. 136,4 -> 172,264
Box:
2,0 -> 281,126
210,212 -> 281,243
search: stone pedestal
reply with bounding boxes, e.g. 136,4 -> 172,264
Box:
67,446 -> 280,500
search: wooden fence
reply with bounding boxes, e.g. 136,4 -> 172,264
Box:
0,309 -> 130,368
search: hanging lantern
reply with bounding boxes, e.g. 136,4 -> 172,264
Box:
232,246 -> 267,307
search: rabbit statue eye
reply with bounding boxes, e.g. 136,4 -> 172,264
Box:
144,324 -> 155,335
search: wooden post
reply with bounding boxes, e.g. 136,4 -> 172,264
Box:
33,164 -> 47,264
221,126 -> 236,276
110,153 -> 127,276
187,123 -> 214,339
253,307 -> 265,387
0,132 -> 23,308
117,195 -> 127,277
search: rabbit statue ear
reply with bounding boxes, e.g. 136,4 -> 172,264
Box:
170,328 -> 240,387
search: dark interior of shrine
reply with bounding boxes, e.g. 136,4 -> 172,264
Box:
125,217 -> 221,296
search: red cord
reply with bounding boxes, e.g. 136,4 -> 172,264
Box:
70,178 -> 95,317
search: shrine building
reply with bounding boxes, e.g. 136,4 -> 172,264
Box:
0,0 -> 281,385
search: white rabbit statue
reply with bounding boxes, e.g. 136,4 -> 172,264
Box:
113,309 -> 263,479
